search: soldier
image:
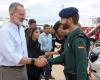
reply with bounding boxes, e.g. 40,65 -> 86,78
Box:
48,7 -> 90,80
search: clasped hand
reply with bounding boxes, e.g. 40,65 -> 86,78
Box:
34,56 -> 48,67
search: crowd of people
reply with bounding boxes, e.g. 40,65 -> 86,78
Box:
0,2 -> 100,80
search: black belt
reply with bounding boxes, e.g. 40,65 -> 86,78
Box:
1,65 -> 24,68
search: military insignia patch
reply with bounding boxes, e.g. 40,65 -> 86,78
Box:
78,41 -> 86,49
78,46 -> 85,49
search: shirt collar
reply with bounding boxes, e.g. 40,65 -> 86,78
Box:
43,32 -> 50,36
8,22 -> 21,31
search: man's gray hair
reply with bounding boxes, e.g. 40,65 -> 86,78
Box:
9,2 -> 24,14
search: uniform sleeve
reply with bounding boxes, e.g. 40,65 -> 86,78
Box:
48,50 -> 65,64
74,38 -> 88,80
0,30 -> 23,65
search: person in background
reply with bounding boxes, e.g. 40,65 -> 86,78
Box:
94,29 -> 99,41
38,27 -> 43,33
0,2 -> 47,80
48,21 -> 69,69
28,19 -> 37,28
38,24 -> 53,80
25,19 -> 37,42
52,21 -> 66,54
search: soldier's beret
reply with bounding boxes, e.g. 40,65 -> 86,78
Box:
59,7 -> 78,18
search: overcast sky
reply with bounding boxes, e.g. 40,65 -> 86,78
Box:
0,0 -> 100,26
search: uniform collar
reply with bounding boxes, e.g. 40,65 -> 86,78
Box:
66,27 -> 81,41
68,28 -> 80,36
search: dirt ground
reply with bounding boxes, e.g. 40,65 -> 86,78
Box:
42,54 -> 100,80
52,65 -> 65,80
51,54 -> 100,80
46,45 -> 100,80
51,64 -> 100,80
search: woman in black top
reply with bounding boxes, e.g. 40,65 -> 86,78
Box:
52,21 -> 65,54
26,28 -> 45,80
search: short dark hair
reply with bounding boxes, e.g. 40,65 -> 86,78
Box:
28,19 -> 36,25
71,13 -> 79,24
43,24 -> 50,29
53,21 -> 61,32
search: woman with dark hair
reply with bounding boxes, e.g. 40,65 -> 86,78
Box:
26,28 -> 55,80
52,21 -> 69,55
26,27 -> 45,80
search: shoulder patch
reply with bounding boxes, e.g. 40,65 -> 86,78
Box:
78,45 -> 85,49
77,41 -> 86,49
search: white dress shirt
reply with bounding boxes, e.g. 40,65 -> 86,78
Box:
0,22 -> 28,66
38,32 -> 52,52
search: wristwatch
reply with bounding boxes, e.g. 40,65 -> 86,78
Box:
31,58 -> 35,64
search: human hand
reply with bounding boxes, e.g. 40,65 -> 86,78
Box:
34,57 -> 48,67
55,42 -> 61,49
48,51 -> 58,55
88,65 -> 93,77
39,55 -> 47,58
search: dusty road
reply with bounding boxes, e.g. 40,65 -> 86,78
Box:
51,65 -> 100,80
52,65 -> 65,80
42,54 -> 100,80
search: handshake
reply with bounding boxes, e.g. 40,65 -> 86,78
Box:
33,56 -> 48,68
32,51 -> 58,68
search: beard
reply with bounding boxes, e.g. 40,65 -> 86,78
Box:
18,21 -> 23,26
15,20 -> 23,27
